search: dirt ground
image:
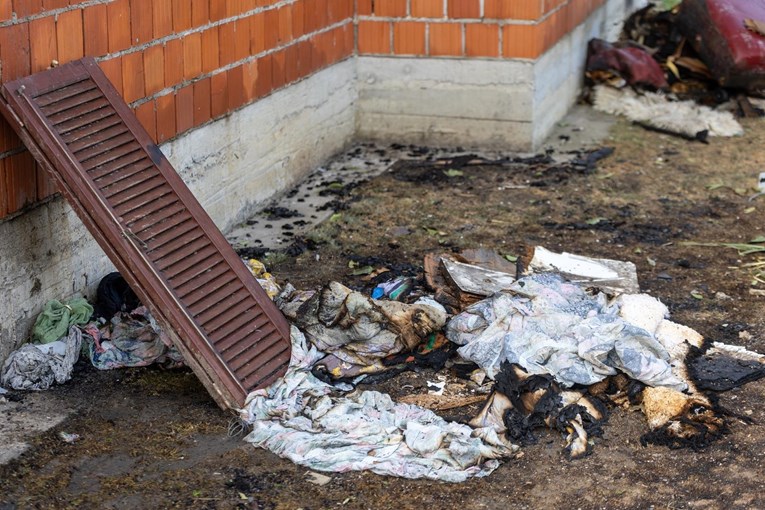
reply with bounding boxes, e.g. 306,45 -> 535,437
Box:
2,110 -> 765,510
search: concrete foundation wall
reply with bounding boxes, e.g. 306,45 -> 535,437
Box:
356,0 -> 644,150
0,62 -> 356,363
355,57 -> 535,150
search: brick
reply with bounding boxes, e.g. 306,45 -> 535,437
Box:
540,9 -> 565,52
309,35 -> 321,67
328,0 -> 348,23
234,18 -> 250,61
210,72 -> 229,118
209,0 -> 226,22
331,27 -> 343,62
99,57 -> 123,96
271,49 -> 286,89
191,0 -> 209,26
0,24 -> 30,83
83,4 -> 109,56
134,101 -> 157,142
29,16 -> 57,73
255,54 -> 272,98
277,4 -> 292,44
183,31 -> 202,80
317,0 -> 330,28
502,24 -> 542,59
357,0 -> 372,15
2,151 -> 38,215
226,65 -> 244,110
122,51 -> 146,103
218,22 -> 237,65
375,0 -> 406,17
0,2 -> 10,20
393,21 -> 425,55
36,160 -> 57,200
297,39 -> 312,78
55,9 -> 84,64
12,0 -> 43,18
153,0 -> 174,39
226,0 -> 245,16
107,0 -> 132,53
303,0 -> 327,33
485,0 -> 543,20
292,0 -> 305,38
448,0 -> 479,18
192,77 -> 212,126
285,43 -> 299,84
263,8 -> 279,50
155,94 -> 176,142
130,0 -> 153,44
175,84 -> 194,134
429,22 -> 461,56
0,120 -> 22,154
412,0 -> 443,17
341,22 -> 354,58
43,0 -> 69,11
172,0 -> 192,31
163,39 -> 184,86
250,12 -> 265,54
201,26 -> 219,73
242,60 -> 257,102
143,45 -> 165,95
357,21 -> 390,54
465,23 -> 499,57
314,31 -> 329,67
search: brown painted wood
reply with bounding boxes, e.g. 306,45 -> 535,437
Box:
0,57 -> 291,410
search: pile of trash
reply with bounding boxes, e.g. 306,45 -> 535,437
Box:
586,0 -> 765,142
0,273 -> 184,391
3,249 -> 764,483
238,247 -> 765,481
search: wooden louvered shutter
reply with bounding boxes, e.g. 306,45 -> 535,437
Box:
0,58 -> 291,410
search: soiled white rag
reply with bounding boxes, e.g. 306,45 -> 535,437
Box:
241,327 -> 517,483
1,326 -> 82,391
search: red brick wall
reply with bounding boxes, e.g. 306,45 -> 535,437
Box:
0,0 -> 353,219
357,0 -> 606,59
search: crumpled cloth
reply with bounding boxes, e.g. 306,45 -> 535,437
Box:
0,326 -> 82,390
241,327 -> 517,482
446,273 -> 687,391
32,298 -> 93,344
84,306 -> 184,370
246,258 -> 281,299
286,281 -> 447,379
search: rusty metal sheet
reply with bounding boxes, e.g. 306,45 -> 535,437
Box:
0,58 -> 291,410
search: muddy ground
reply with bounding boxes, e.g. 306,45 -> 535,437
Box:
2,111 -> 765,509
